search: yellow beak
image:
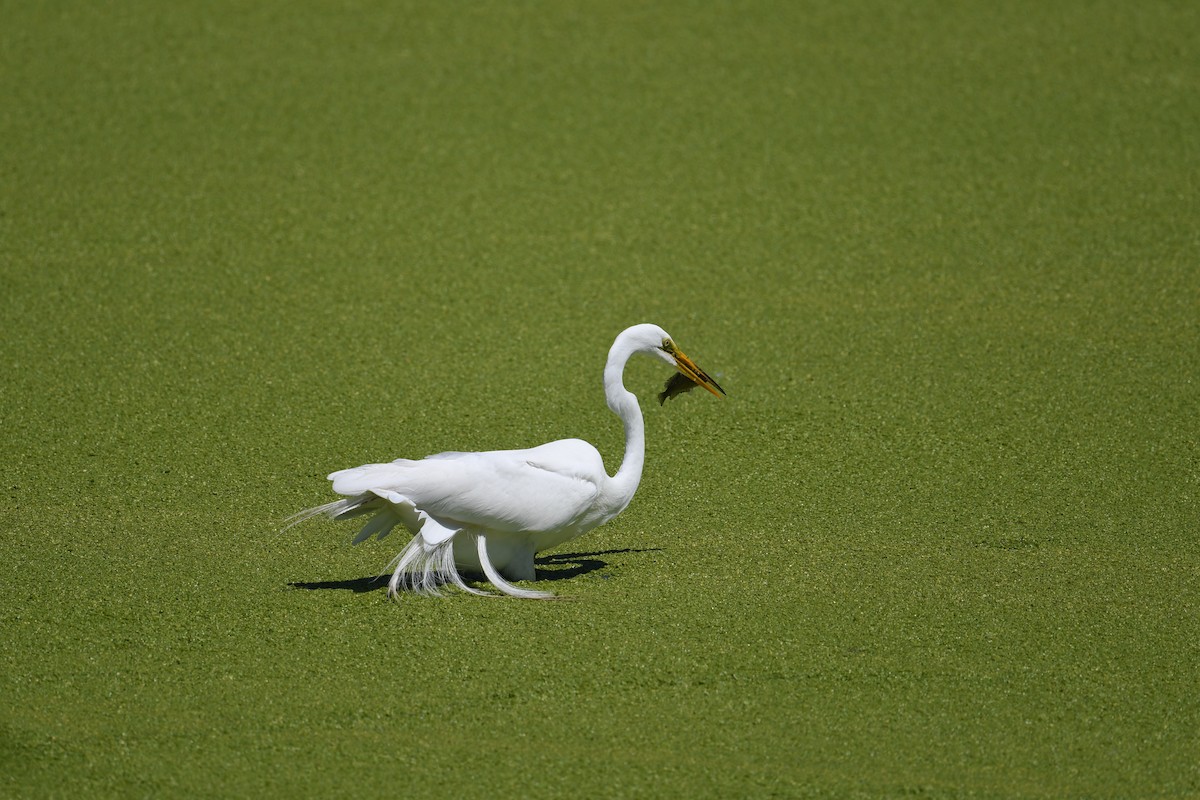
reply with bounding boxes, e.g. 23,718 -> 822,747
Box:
672,347 -> 725,398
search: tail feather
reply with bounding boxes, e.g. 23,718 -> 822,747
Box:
283,496 -> 374,530
385,534 -> 491,597
328,463 -> 408,496
351,509 -> 401,544
381,530 -> 555,599
287,489 -> 556,600
474,533 -> 554,600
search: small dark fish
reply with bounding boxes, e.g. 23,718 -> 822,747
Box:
658,371 -> 700,405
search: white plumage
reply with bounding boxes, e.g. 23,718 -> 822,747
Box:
289,323 -> 724,599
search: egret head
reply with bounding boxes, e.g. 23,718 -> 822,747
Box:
620,324 -> 723,404
610,323 -> 726,403
657,336 -> 725,403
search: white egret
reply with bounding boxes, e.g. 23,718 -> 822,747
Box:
289,323 -> 725,599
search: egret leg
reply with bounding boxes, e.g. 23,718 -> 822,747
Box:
475,533 -> 553,600
501,545 -> 537,582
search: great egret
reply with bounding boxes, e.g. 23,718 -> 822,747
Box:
289,323 -> 725,599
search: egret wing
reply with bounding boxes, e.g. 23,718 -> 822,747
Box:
329,439 -> 606,535
366,488 -> 460,545
402,440 -> 605,533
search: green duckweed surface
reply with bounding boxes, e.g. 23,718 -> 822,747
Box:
2,2 -> 1197,797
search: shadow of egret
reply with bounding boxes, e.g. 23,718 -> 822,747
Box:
534,547 -> 662,581
288,575 -> 387,593
288,547 -> 663,592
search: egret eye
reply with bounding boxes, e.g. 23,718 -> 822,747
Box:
661,339 -> 677,355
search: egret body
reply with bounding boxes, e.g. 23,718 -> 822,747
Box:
289,323 -> 724,599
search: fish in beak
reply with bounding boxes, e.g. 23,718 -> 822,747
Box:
659,341 -> 725,404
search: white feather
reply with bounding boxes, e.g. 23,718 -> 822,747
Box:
288,323 -> 725,599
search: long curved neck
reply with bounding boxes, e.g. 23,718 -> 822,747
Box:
603,339 -> 645,510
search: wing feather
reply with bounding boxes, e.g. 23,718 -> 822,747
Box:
329,439 -> 606,535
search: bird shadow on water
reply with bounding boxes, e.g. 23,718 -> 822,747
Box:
534,547 -> 662,581
287,547 -> 662,594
